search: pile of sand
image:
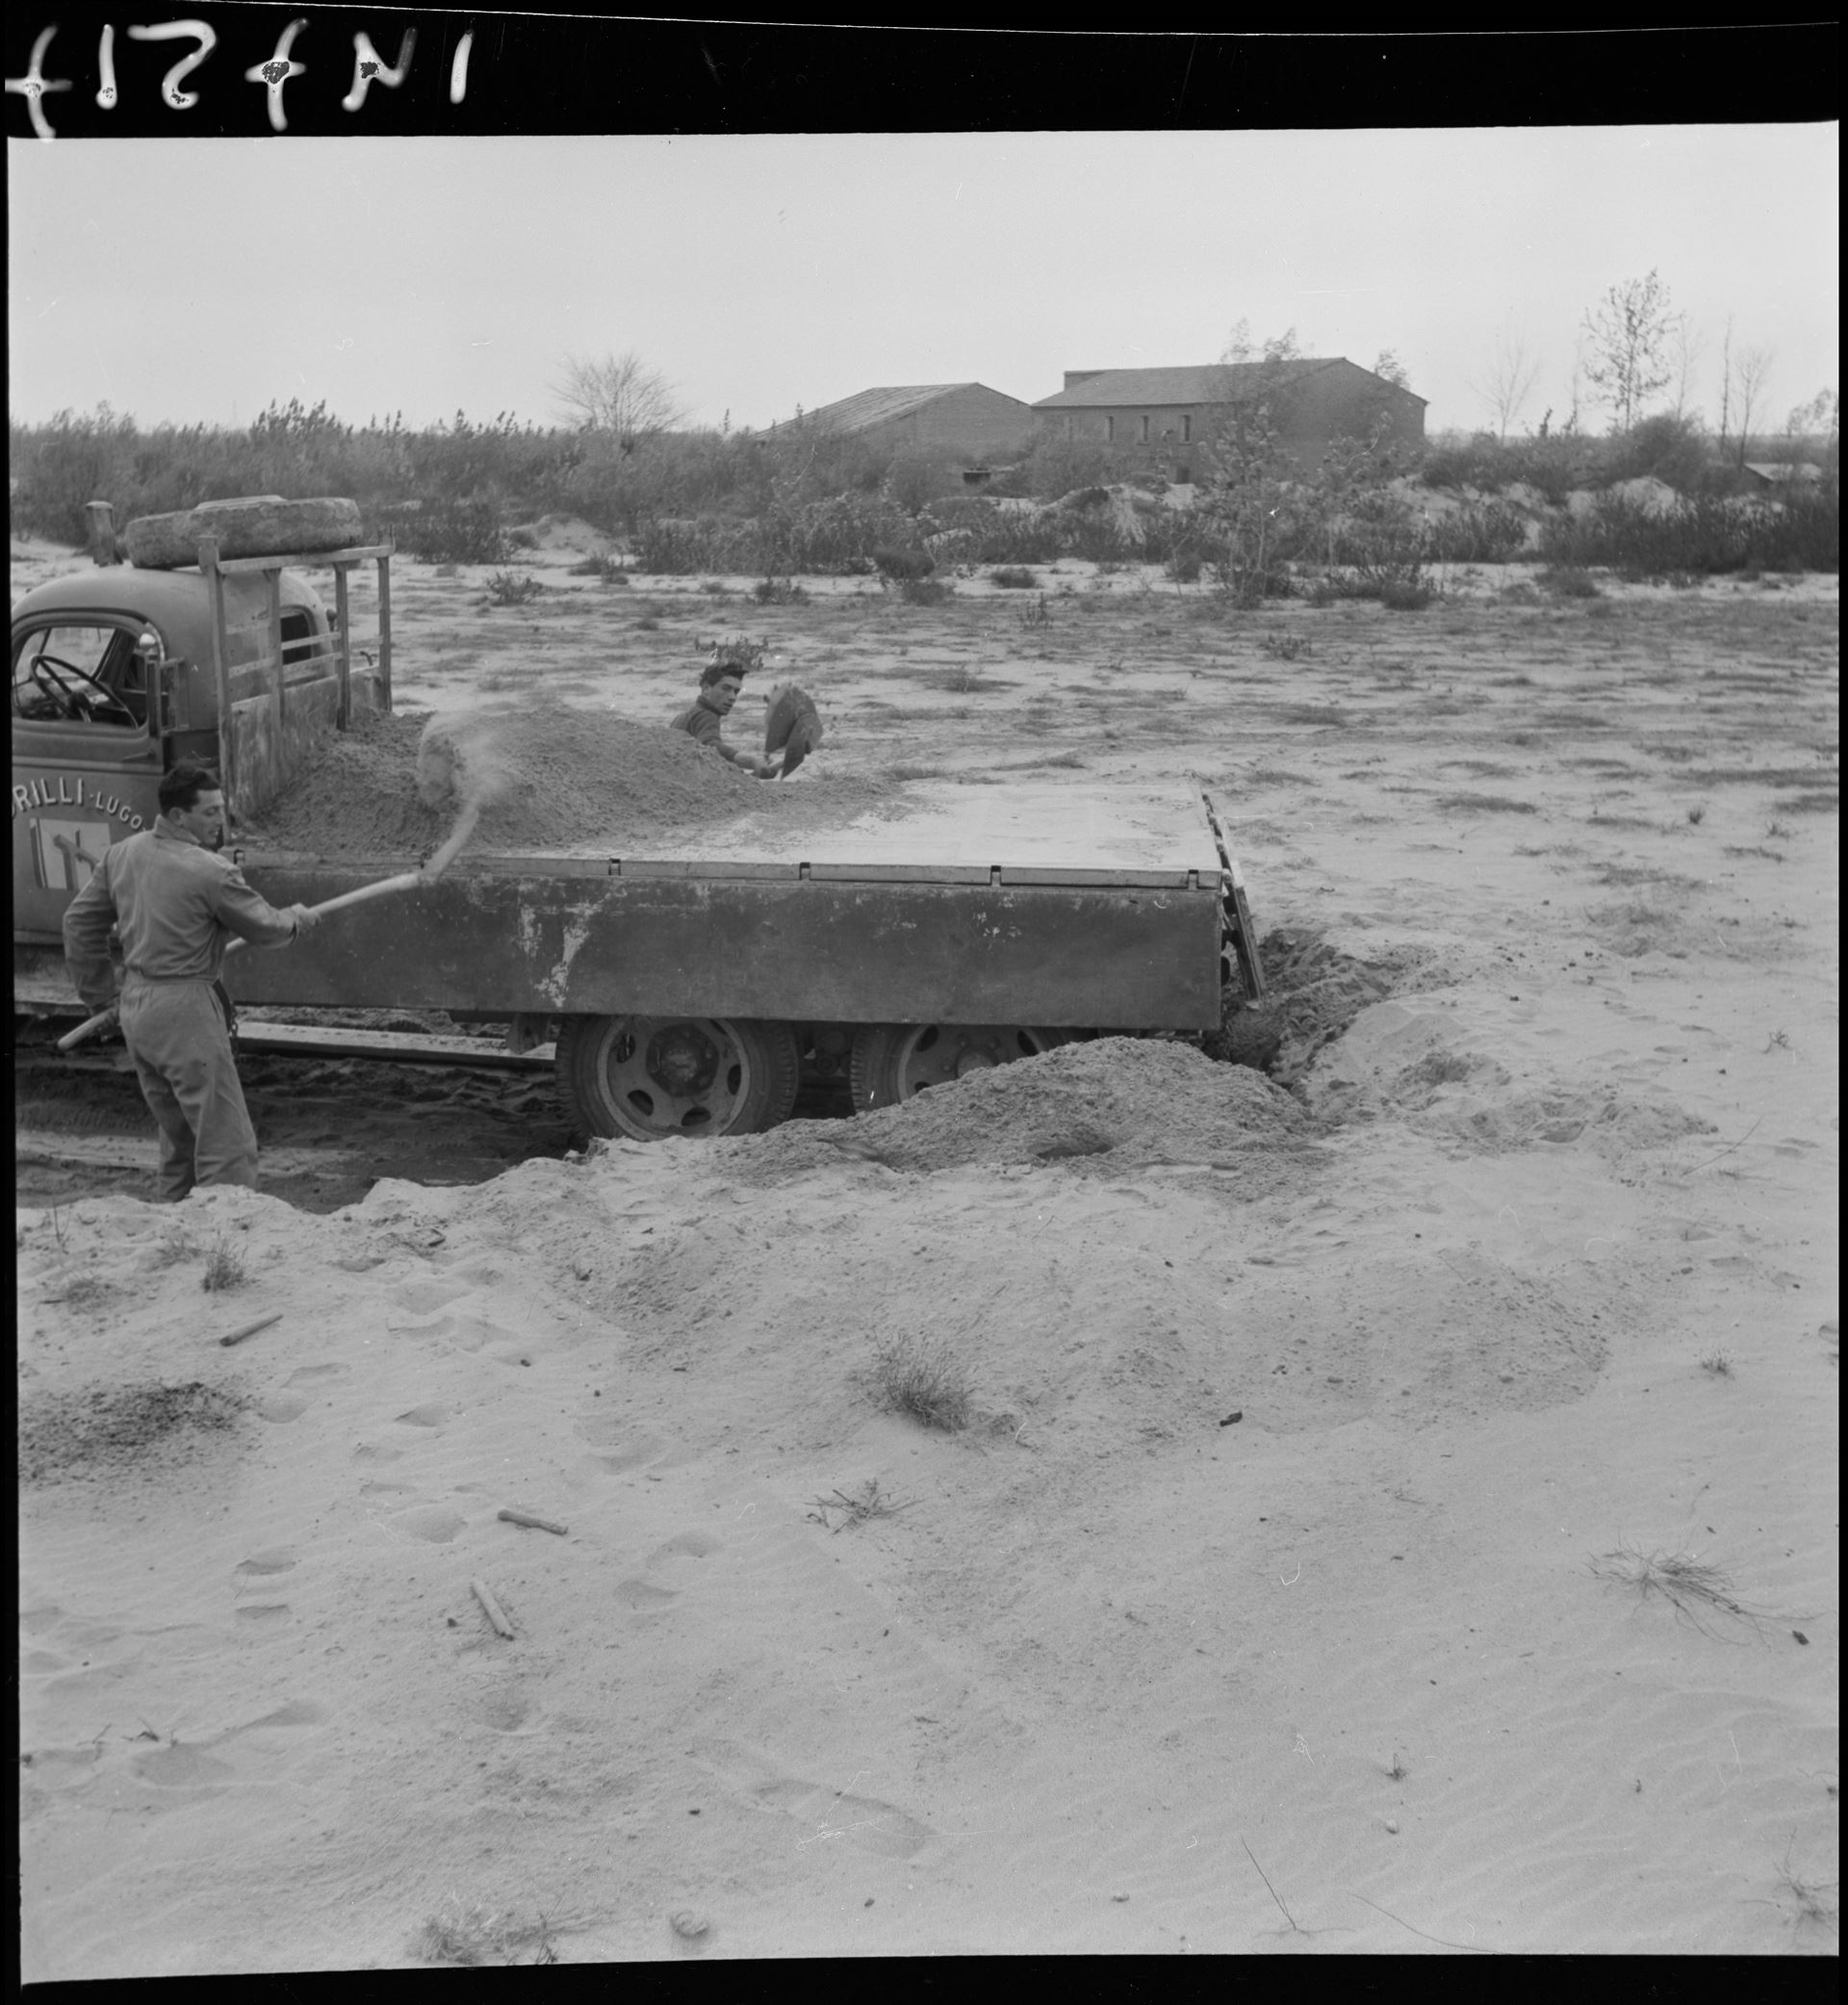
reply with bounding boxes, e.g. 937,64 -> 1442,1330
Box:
241,701 -> 898,860
1303,998 -> 1716,1161
726,1037 -> 1314,1182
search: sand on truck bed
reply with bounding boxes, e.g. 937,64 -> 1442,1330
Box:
237,702 -> 901,861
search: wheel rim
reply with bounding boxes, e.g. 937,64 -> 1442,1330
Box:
889,1024 -> 1064,1098
590,1016 -> 753,1138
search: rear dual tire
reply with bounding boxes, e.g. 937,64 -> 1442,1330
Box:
555,1015 -> 800,1143
848,1023 -> 1072,1112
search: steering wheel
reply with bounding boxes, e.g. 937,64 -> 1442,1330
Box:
30,653 -> 137,727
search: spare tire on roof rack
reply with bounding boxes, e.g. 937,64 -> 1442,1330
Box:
124,495 -> 363,570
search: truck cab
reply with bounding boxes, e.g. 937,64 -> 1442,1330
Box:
12,517 -> 391,1004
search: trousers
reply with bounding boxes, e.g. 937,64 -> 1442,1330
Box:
117,978 -> 260,1201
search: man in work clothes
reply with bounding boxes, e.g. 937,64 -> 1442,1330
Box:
62,763 -> 321,1201
670,660 -> 779,777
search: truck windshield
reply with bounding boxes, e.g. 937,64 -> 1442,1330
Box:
12,623 -> 148,730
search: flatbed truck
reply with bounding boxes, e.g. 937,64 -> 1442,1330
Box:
12,505 -> 1260,1142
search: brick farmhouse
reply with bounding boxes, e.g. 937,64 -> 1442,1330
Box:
795,383 -> 1038,460
1033,360 -> 1427,473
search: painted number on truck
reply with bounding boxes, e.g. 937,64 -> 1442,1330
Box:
25,816 -> 111,892
13,775 -> 141,890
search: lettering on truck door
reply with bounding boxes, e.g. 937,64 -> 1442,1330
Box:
11,618 -> 161,937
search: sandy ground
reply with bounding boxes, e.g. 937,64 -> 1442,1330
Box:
13,528 -> 1841,1966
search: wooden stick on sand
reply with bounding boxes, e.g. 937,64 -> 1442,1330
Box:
498,1507 -> 569,1535
219,1311 -> 283,1348
470,1577 -> 516,1639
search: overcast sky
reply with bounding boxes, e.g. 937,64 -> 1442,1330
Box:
9,125 -> 1838,440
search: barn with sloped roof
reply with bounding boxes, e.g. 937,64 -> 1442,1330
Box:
795,383 -> 1038,459
1033,360 -> 1426,472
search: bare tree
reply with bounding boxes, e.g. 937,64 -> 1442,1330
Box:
1581,270 -> 1677,433
1670,315 -> 1707,424
1469,323 -> 1542,442
1373,348 -> 1411,391
1716,317 -> 1733,458
552,350 -> 686,448
1731,344 -> 1775,471
1776,386 -> 1835,477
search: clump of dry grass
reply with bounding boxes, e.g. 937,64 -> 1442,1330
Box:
201,1234 -> 248,1293
808,1478 -> 914,1533
869,1334 -> 972,1432
43,1270 -> 115,1309
1589,1542 -> 1766,1632
412,1896 -> 557,1966
1699,1350 -> 1734,1377
150,1222 -> 196,1269
1774,1843 -> 1838,1932
1261,632 -> 1313,661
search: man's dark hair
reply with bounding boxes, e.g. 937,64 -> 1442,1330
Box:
700,660 -> 745,688
159,764 -> 222,814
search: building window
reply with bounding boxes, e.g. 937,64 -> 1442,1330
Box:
1105,416 -> 1116,444
1141,415 -> 1150,444
1182,415 -> 1192,444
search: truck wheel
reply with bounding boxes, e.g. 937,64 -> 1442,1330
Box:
847,1024 -> 1071,1114
555,1015 -> 800,1143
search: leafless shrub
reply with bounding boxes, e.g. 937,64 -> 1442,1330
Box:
1773,1843 -> 1838,1932
808,1478 -> 914,1533
484,571 -> 543,607
1589,1542 -> 1767,1632
412,1896 -> 559,1966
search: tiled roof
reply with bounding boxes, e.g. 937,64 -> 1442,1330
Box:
800,384 -> 1023,433
1035,359 -> 1409,409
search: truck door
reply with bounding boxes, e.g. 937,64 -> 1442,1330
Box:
10,618 -> 165,939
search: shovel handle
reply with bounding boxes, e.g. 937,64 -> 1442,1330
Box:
57,1009 -> 118,1053
59,870 -> 429,1044
222,869 -> 426,959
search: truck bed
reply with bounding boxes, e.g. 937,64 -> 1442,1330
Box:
229,782 -> 1227,1030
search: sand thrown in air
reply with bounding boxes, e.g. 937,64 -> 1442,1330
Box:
238,701 -> 900,860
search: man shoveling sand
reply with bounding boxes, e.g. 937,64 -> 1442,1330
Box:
671,658 -> 781,778
670,635 -> 824,781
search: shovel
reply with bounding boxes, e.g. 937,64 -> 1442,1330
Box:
763,682 -> 823,779
55,819 -> 478,1055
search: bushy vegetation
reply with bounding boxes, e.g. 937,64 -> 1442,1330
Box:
1539,489 -> 1837,576
1420,415 -> 1833,504
1419,428 -> 1606,504
12,390 -> 1836,583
